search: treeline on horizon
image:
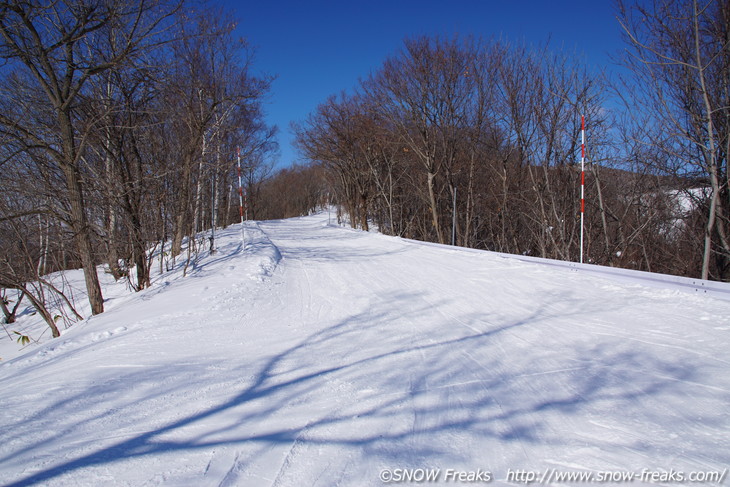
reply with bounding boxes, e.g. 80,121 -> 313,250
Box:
287,0 -> 730,285
1,0 -> 729,338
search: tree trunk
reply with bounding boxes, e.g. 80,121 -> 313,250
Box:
0,291 -> 24,325
703,174 -> 720,280
427,170 -> 444,244
63,163 -> 104,315
693,0 -> 730,279
23,286 -> 60,338
105,208 -> 123,280
192,135 -> 207,235
131,211 -> 151,290
59,111 -> 104,315
360,191 -> 369,232
104,82 -> 124,281
464,152 -> 476,248
594,165 -> 613,265
36,214 -> 49,277
171,149 -> 195,257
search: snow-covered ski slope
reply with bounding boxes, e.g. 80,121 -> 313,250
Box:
1,213 -> 729,486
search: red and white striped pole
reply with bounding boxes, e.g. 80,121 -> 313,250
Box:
237,146 -> 245,248
580,115 -> 585,264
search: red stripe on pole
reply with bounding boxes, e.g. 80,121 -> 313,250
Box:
579,114 -> 585,264
236,145 -> 245,247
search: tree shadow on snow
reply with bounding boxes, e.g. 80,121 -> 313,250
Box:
3,290 -> 726,486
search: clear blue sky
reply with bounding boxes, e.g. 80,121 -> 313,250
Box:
223,0 -> 624,169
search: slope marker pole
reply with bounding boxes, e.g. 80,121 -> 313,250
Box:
237,146 -> 245,249
580,114 -> 585,264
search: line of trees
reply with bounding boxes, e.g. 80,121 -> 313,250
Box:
2,0 -> 728,340
293,0 -> 730,282
0,0 -> 277,336
616,0 -> 730,279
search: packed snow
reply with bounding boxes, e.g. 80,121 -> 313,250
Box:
1,213 -> 729,486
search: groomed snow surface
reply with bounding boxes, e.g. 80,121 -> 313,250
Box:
1,213 -> 729,486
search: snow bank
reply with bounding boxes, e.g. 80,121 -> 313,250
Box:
0,221 -> 282,363
396,237 -> 730,301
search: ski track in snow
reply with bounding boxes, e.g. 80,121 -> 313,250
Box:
1,213 -> 730,486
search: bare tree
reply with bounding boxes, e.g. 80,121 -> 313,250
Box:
617,0 -> 730,280
294,94 -> 371,230
367,36 -> 479,244
0,0 -> 181,314
165,9 -> 273,258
